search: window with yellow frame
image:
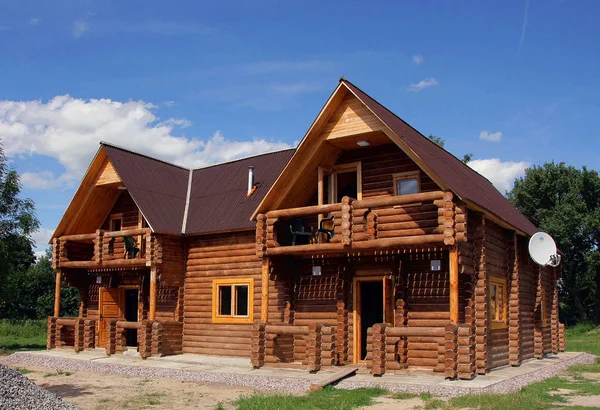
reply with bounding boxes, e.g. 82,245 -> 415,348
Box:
489,276 -> 507,329
212,278 -> 254,324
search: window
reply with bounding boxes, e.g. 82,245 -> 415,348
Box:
393,171 -> 420,196
212,278 -> 254,323
110,214 -> 123,231
489,277 -> 507,329
318,162 -> 363,206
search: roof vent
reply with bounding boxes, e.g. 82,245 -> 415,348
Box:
247,166 -> 256,197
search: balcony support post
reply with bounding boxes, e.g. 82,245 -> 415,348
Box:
54,269 -> 62,317
149,265 -> 157,320
450,247 -> 459,323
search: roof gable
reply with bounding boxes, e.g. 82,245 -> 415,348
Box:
253,79 -> 538,237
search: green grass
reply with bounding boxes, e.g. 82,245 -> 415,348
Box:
565,323 -> 600,356
43,369 -> 73,377
391,392 -> 419,400
17,367 -> 33,375
235,386 -> 385,410
0,319 -> 47,353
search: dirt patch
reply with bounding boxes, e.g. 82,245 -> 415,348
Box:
367,396 -> 423,409
6,362 -> 261,409
565,395 -> 600,407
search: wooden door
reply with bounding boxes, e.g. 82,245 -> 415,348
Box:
353,275 -> 394,363
98,288 -> 124,347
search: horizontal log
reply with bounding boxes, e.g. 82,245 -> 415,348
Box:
266,203 -> 342,219
353,191 -> 446,209
58,233 -> 97,242
386,327 -> 446,337
104,228 -> 151,238
265,325 -> 309,335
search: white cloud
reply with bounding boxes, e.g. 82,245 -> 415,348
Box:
412,54 -> 423,65
469,158 -> 531,193
31,227 -> 55,248
29,18 -> 40,26
0,95 -> 292,188
73,19 -> 88,38
479,130 -> 503,142
407,77 -> 438,92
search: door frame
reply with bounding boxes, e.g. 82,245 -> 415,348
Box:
352,274 -> 394,364
98,287 -> 125,347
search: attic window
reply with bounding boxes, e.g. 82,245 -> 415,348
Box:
110,214 -> 123,232
393,171 -> 420,196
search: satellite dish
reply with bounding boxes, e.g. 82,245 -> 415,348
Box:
528,232 -> 561,267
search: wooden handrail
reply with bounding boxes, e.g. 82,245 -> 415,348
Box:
116,320 -> 142,329
56,318 -> 78,326
266,203 -> 342,219
59,233 -> 96,242
104,228 -> 151,238
352,191 -> 447,209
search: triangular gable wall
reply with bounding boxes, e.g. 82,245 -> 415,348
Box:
252,82 -> 444,216
52,147 -> 125,239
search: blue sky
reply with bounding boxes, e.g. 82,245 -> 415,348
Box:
1,0 -> 598,254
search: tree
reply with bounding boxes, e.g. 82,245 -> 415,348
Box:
2,249 -> 79,319
428,134 -> 445,148
0,139 -> 39,311
427,135 -> 474,165
509,162 -> 600,324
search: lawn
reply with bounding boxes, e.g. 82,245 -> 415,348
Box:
235,324 -> 600,410
0,319 -> 47,354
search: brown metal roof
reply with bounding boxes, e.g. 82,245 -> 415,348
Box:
185,149 -> 295,235
102,144 -> 190,235
102,143 -> 294,235
342,80 -> 538,236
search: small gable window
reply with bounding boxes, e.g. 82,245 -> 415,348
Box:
110,214 -> 123,232
489,276 -> 508,329
212,278 -> 254,323
393,171 -> 420,196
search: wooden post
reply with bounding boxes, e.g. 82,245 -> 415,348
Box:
54,270 -> 62,317
261,258 -> 270,323
149,266 -> 157,320
450,247 -> 459,323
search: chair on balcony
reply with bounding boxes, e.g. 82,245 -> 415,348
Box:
288,219 -> 313,246
123,236 -> 140,259
315,215 -> 335,243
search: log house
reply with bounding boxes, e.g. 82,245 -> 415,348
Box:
48,79 -> 564,378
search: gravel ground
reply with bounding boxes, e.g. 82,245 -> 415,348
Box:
1,351 -> 596,398
0,364 -> 79,410
337,352 -> 598,397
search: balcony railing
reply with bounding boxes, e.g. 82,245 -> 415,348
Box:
256,190 -> 463,257
53,228 -> 156,269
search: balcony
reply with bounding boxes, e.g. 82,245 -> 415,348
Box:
52,228 -> 157,269
256,190 -> 463,257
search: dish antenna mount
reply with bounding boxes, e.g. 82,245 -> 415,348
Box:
528,232 -> 561,268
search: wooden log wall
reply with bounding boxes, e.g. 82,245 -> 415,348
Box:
336,144 -> 441,197
473,214 -> 488,374
183,231 -> 261,357
156,236 -> 185,287
405,253 -> 451,373
518,238 -> 537,361
483,220 -> 510,370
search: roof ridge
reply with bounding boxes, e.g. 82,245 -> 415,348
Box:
191,147 -> 296,171
100,141 -> 190,170
340,79 -> 499,189
101,141 -> 296,173
181,169 -> 193,234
